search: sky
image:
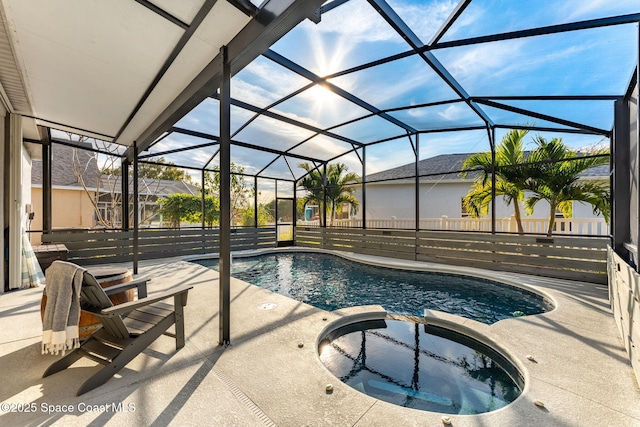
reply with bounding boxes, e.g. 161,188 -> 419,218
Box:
140,0 -> 638,184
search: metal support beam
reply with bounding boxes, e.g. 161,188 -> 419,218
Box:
275,181 -> 279,236
254,176 -> 258,227
42,128 -> 52,234
493,124 -> 604,135
132,143 -> 139,274
122,159 -> 130,230
138,141 -> 218,160
432,13 -> 640,50
7,114 -> 22,290
133,0 -> 189,29
257,155 -> 282,177
472,95 -> 622,101
612,99 -> 630,254
0,114 -> 3,293
22,114 -> 114,141
474,99 -> 610,136
429,0 -> 472,46
227,0 -> 259,17
489,127 -> 496,234
323,163 -> 328,228
219,45 -> 232,346
201,169 -> 206,230
292,183 -> 297,238
320,0 -> 350,15
414,134 -> 420,232
362,146 -> 366,230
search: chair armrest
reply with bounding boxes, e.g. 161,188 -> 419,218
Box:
100,285 -> 193,317
103,276 -> 149,298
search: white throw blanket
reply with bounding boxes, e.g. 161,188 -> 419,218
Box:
41,261 -> 86,355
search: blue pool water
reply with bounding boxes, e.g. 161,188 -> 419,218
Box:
194,252 -> 552,324
319,319 -> 523,414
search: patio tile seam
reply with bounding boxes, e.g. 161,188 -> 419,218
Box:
351,399 -> 379,427
0,335 -> 40,347
529,375 -> 640,420
211,365 -> 277,427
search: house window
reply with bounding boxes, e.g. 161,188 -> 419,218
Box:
95,202 -> 121,227
461,198 -> 470,218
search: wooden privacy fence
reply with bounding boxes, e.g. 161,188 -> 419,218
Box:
295,227 -> 609,284
41,228 -> 276,265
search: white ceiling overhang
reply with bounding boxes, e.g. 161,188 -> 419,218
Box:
0,0 -> 253,144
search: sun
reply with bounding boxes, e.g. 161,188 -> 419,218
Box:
306,83 -> 337,116
307,84 -> 334,104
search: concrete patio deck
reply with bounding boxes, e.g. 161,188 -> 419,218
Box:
1,250 -> 639,426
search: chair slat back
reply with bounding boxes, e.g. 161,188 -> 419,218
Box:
81,272 -> 114,309
81,272 -> 129,339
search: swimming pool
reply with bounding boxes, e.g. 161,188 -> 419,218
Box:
194,251 -> 552,324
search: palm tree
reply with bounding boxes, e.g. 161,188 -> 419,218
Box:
462,129 -> 529,234
523,136 -> 610,236
298,162 -> 360,226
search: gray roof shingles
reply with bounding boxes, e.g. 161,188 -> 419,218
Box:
32,143 -> 199,195
366,153 -> 476,182
32,142 -> 98,187
366,153 -> 609,182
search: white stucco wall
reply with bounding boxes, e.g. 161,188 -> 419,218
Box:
360,182 -> 415,220
355,179 -> 605,221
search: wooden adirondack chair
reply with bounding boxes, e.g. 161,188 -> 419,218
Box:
43,268 -> 192,396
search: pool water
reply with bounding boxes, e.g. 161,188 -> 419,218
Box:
318,319 -> 523,414
195,252 -> 551,324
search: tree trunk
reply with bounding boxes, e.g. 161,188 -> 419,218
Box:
513,201 -> 524,235
330,201 -> 336,226
546,202 -> 556,237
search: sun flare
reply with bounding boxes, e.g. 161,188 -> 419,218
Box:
307,84 -> 335,108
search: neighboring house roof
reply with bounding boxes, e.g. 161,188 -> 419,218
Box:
99,176 -> 199,197
366,153 -> 609,183
367,153 -> 473,182
578,164 -> 609,177
32,141 -> 99,187
32,142 -> 199,196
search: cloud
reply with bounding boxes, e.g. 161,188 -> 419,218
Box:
231,79 -> 279,109
330,56 -> 458,108
437,39 -> 526,85
232,58 -> 309,107
315,0 -> 399,43
364,137 -> 417,174
290,134 -> 355,162
559,0 -> 639,21
437,104 -> 466,121
420,129 -> 489,158
388,0 -> 458,43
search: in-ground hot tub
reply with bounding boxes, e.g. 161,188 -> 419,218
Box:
318,318 -> 524,415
